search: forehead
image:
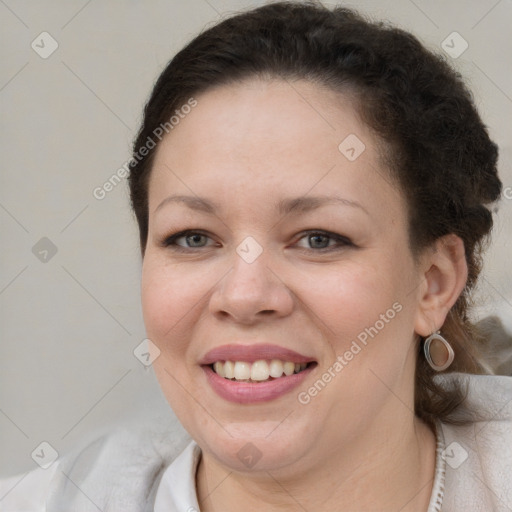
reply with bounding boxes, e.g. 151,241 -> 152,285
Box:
148,78 -> 403,220
156,78 -> 367,162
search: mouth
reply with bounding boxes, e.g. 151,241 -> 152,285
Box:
199,344 -> 317,403
208,359 -> 314,383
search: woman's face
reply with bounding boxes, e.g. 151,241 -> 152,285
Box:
142,79 -> 426,474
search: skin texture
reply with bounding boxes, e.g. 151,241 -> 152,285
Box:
141,79 -> 468,511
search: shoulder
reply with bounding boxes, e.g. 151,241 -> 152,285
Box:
0,413 -> 191,511
434,372 -> 512,421
435,373 -> 512,511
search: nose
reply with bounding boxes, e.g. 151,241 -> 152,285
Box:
208,247 -> 294,325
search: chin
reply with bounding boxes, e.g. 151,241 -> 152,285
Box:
205,432 -> 311,473
190,415 -> 320,474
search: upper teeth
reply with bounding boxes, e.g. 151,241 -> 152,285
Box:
213,360 -> 308,381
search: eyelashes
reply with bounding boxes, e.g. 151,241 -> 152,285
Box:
162,230 -> 216,251
161,229 -> 353,253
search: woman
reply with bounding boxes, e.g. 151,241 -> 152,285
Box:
1,2 -> 510,510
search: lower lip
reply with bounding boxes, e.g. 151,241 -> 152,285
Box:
202,364 -> 315,404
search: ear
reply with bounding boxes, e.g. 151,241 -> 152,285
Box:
414,234 -> 468,337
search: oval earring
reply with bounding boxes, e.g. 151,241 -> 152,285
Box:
423,331 -> 455,371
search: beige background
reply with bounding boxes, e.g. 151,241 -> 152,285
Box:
1,0 -> 511,476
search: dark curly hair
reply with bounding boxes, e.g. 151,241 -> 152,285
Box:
128,1 -> 502,426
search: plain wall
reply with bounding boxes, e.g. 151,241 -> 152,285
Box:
1,0 -> 511,476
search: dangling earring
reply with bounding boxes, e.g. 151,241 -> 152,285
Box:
424,330 -> 454,371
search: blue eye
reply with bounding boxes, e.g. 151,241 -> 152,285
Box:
296,231 -> 352,252
162,229 -> 352,252
163,230 -> 214,250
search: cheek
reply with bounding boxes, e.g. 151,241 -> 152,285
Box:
305,254 -> 417,369
140,255 -> 211,421
298,262 -> 416,416
303,260 -> 396,335
140,255 -> 212,353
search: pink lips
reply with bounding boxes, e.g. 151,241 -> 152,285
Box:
200,344 -> 316,404
199,343 -> 314,365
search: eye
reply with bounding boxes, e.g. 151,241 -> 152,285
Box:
295,230 -> 352,252
162,230 -> 216,250
161,229 -> 353,253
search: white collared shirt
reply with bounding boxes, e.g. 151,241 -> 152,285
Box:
1,373 -> 511,511
153,428 -> 447,511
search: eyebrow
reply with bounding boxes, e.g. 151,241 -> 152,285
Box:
154,194 -> 368,216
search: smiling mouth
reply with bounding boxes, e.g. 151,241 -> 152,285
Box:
209,359 -> 316,383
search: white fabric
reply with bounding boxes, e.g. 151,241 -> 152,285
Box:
0,463 -> 58,512
0,373 -> 511,511
153,442 -> 202,512
440,374 -> 512,510
152,427 -> 448,512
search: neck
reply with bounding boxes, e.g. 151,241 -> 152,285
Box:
196,415 -> 437,512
